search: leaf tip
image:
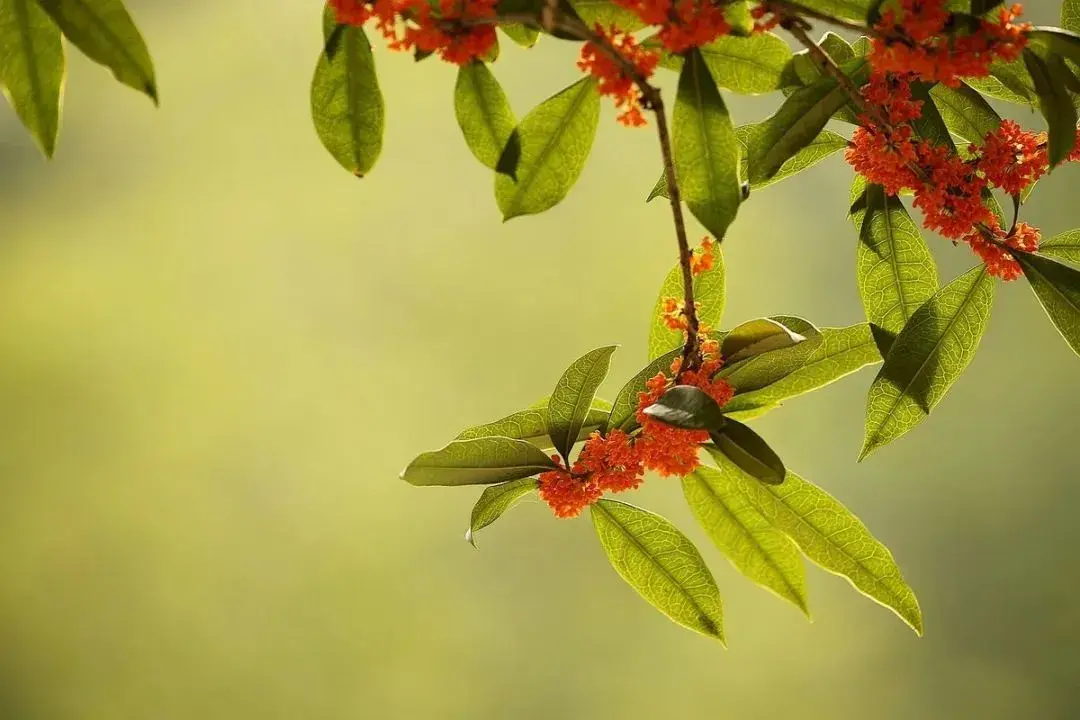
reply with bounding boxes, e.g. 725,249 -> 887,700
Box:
465,528 -> 478,548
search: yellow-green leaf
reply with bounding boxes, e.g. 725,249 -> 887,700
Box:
647,250 -> 725,360
455,401 -> 610,448
0,0 -> 64,157
1039,229 -> 1080,266
454,62 -> 516,171
402,436 -> 558,486
547,345 -> 617,462
1017,251 -> 1080,358
653,32 -> 794,94
466,477 -> 538,547
606,349 -> 680,433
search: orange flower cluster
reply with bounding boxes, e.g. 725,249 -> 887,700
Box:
870,1 -> 1029,87
690,237 -> 716,275
330,0 -> 496,65
612,0 -> 730,53
538,339 -> 734,518
578,27 -> 660,127
750,4 -> 781,33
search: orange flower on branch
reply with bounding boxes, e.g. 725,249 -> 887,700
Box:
578,27 -> 659,127
964,221 -> 1040,281
690,237 -> 716,275
613,0 -> 730,53
978,120 -> 1049,196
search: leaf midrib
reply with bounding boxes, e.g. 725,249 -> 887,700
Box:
10,0 -> 51,150
53,0 -> 151,87
762,81 -> 847,176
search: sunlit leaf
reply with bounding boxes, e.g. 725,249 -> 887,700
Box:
607,349 -> 681,433
1065,0 -> 1080,33
784,0 -> 875,22
454,62 -> 517,171
705,420 -> 785,485
455,401 -> 610,448
648,250 -> 725,360
1017,251 -> 1080,358
718,318 -> 822,393
495,77 -> 600,220
500,23 -> 539,48
466,477 -> 538,547
721,318 -> 805,363
683,467 -> 807,614
1039,229 -> 1080,266
402,436 -> 558,486
1023,48 -> 1078,166
930,82 -> 1001,144
0,0 -> 64,157
861,265 -> 994,459
569,0 -> 644,30
591,499 -> 725,642
653,32 -> 793,94
547,345 -> 617,463
643,385 -> 727,430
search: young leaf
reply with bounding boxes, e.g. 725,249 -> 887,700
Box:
0,0 -> 64,157
591,499 -> 725,642
852,183 -> 940,355
682,467 -> 808,614
861,265 -> 994,460
705,421 -> 786,486
401,437 -> 558,486
721,323 -> 881,415
1023,49 -> 1078,166
1016,251 -> 1080,357
36,0 -> 155,103
716,455 -> 923,635
746,59 -> 869,185
311,13 -> 384,176
606,349 -> 680,432
500,23 -> 539,48
1039,229 -> 1080,266
547,345 -> 617,463
673,47 -> 742,240
466,477 -> 538,547
929,82 -> 1001,145
643,385 -> 727,431
454,402 -> 610,448
454,62 -> 517,171
721,318 -> 805,364
495,77 -> 600,220
648,250 -> 725,360
718,319 -> 822,393
652,33 -> 794,95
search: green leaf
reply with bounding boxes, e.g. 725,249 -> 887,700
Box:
653,33 -> 794,94
1039,229 -> 1080,266
1017,251 -> 1080,358
647,250 -> 726,360
569,0 -> 644,30
788,0 -> 874,22
721,323 -> 881,416
495,77 -> 600,220
705,420 -> 785,485
454,401 -> 610,448
1029,27 -> 1080,68
718,318 -> 822,393
500,23 -> 539,48
851,182 -> 940,355
311,13 -> 383,177
402,436 -> 558,486
606,349 -> 680,433
454,62 -> 517,171
909,82 -> 955,150
746,59 -> 870,185
683,467 -> 807,614
591,499 -> 725,642
790,32 -> 854,86
643,385 -> 727,431
466,477 -> 538,547
1023,48 -> 1079,166
861,265 -> 994,459
36,0 -> 155,102
0,0 -> 64,157
1066,0 -> 1080,33
547,345 -> 617,462
721,318 -> 805,363
673,48 -> 742,240
930,82 -> 1002,144
715,455 -> 923,634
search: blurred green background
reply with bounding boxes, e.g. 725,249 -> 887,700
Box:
2,2 -> 1079,718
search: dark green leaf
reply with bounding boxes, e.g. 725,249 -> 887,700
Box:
705,420 -> 785,485
495,77 -> 600,220
455,400 -> 610,448
454,62 -> 517,171
648,249 -> 725,360
311,14 -> 383,177
673,48 -> 742,240
643,385 -> 727,431
862,265 -> 994,459
591,499 -> 725,642
652,33 -> 793,94
721,318 -> 805,363
466,477 -> 538,547
36,0 -> 155,102
1039,229 -> 1080,266
547,345 -> 617,462
683,467 -> 807,614
500,23 -> 539,48
908,81 -> 955,150
402,436 -> 558,486
606,349 -> 680,432
1017,251 -> 1080,357
714,455 -> 923,635
1023,48 -> 1078,166
0,0 -> 64,157
930,82 -> 1002,144
718,318 -> 822,393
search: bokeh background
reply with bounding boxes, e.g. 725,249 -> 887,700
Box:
2,2 -> 1079,718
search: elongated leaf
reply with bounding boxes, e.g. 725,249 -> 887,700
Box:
852,182 -> 940,355
965,70 -> 1035,107
1024,49 -> 1078,166
311,14 -> 383,176
861,265 -> 994,459
706,421 -> 785,485
722,318 -> 804,363
466,477 -> 538,546
683,467 -> 807,613
500,23 -> 539,48
402,436 -> 558,486
790,32 -> 854,86
1066,0 -> 1080,33
673,48 -> 742,240
643,385 -> 727,430
607,349 -> 680,432
548,345 -> 617,462
718,319 -> 822,393
0,0 -> 64,157
721,323 -> 881,415
569,0 -> 644,30
455,62 -> 516,171
455,402 -> 610,447
1039,229 -> 1080,266
784,0 -> 874,22
36,0 -> 155,102
908,81 -> 955,150
930,82 -> 1001,144
1017,251 -> 1080,357
591,499 -> 725,642
495,77 -> 600,220
648,250 -> 726,360
747,59 -> 869,185
653,33 -> 793,94
716,455 -> 923,634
